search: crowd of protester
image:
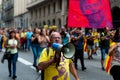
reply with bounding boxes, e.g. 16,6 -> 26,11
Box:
0,26 -> 120,80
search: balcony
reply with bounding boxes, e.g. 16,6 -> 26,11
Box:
3,15 -> 13,21
27,0 -> 45,9
2,11 -> 14,21
3,1 -> 14,11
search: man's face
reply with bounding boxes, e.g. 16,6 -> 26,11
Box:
61,27 -> 66,32
51,32 -> 62,44
75,29 -> 81,34
81,0 -> 102,14
88,29 -> 92,33
80,0 -> 104,27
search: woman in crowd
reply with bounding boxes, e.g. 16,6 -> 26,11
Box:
31,28 -> 41,71
5,31 -> 19,79
108,28 -> 120,80
39,28 -> 50,54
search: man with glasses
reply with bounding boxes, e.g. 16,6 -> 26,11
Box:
38,32 -> 80,80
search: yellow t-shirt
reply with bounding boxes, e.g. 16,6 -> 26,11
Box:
38,48 -> 72,80
2,35 -> 7,48
93,32 -> 99,43
110,41 -> 116,47
21,32 -> 26,38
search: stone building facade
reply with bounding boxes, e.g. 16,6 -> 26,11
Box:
14,0 -> 31,28
0,0 -> 2,27
1,0 -> 120,28
110,0 -> 120,7
110,0 -> 120,28
2,0 -> 14,27
27,0 -> 120,28
27,0 -> 68,28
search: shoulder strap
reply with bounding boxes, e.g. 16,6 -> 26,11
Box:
46,47 -> 49,56
41,47 -> 49,80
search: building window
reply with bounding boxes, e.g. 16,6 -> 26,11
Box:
48,4 -> 50,15
39,8 -> 41,17
35,23 -> 38,27
35,9 -> 37,18
11,0 -> 14,5
31,11 -> 33,19
43,6 -> 46,17
58,18 -> 61,29
48,20 -> 51,26
53,2 -> 56,13
26,18 -> 28,28
67,0 -> 69,11
53,19 -> 55,25
14,21 -> 16,27
33,10 -> 35,19
43,21 -> 46,25
37,9 -> 39,18
58,0 -> 62,11
39,22 -> 41,27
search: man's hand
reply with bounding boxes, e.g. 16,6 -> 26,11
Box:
109,43 -> 120,56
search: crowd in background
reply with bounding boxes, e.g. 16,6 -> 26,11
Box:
0,26 -> 120,79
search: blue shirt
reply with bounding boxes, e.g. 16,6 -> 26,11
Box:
62,33 -> 70,45
72,33 -> 83,50
114,39 -> 120,42
26,31 -> 33,39
76,36 -> 84,50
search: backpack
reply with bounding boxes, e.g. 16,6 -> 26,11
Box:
41,48 -> 49,80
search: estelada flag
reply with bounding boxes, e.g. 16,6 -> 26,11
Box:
67,0 -> 113,28
104,55 -> 112,74
104,42 -> 116,74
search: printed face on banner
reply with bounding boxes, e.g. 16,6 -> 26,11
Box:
80,0 -> 102,14
67,0 -> 113,28
80,0 -> 105,28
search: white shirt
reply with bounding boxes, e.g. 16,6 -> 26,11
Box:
8,39 -> 18,54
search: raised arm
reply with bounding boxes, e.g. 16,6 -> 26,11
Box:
69,62 -> 80,80
38,57 -> 54,70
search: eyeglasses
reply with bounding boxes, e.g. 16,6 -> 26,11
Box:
52,36 -> 61,39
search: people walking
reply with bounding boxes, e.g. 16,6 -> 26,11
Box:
108,28 -> 120,80
86,29 -> 95,59
31,28 -> 41,71
26,28 -> 33,51
39,28 -> 50,53
71,28 -> 86,71
5,31 -> 19,79
100,27 -> 110,70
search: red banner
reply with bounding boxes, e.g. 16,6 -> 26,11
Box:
67,0 -> 113,28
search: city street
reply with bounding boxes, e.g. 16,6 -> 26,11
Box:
0,0 -> 119,79
0,50 -> 113,80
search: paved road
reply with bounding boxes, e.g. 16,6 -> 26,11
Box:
0,50 -> 113,80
